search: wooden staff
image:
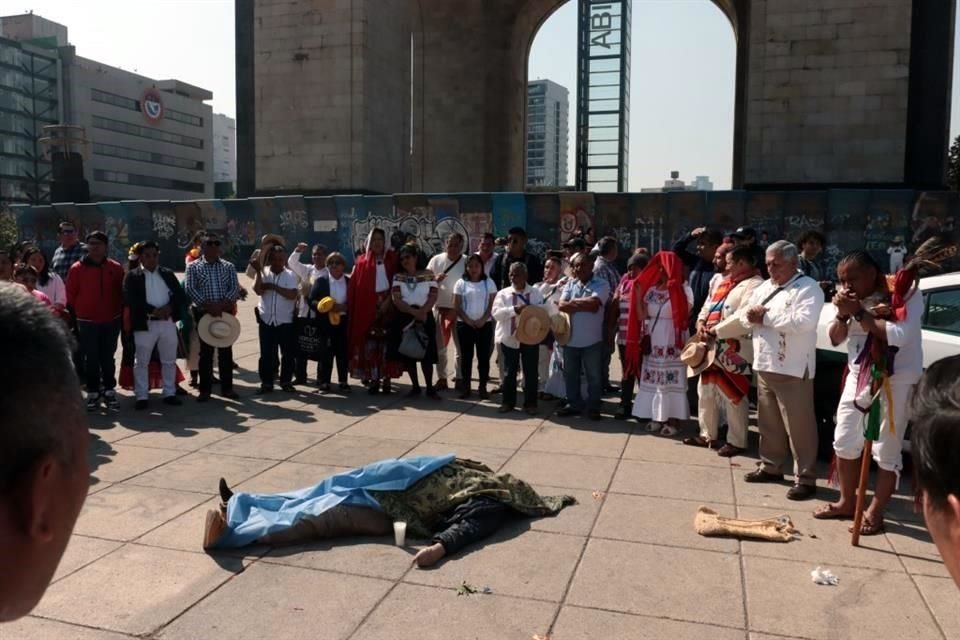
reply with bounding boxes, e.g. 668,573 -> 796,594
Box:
851,439 -> 873,547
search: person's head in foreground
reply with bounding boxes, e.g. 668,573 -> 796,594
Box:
0,284 -> 89,621
911,355 -> 960,588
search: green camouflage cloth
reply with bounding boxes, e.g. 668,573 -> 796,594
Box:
369,458 -> 577,538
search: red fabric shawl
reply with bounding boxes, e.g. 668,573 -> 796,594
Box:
623,251 -> 689,377
347,244 -> 397,354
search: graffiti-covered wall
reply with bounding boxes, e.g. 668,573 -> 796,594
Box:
11,190 -> 959,274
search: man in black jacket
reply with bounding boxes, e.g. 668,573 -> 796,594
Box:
123,241 -> 188,409
673,226 -> 723,334
490,227 -> 543,291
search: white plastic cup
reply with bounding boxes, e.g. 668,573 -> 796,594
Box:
393,521 -> 407,547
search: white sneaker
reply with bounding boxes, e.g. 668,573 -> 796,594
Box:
102,389 -> 119,409
86,392 -> 101,412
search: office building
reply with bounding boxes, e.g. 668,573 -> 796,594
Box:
641,171 -> 714,193
526,79 -> 569,188
213,113 -> 236,198
0,18 -> 61,204
0,13 -> 214,203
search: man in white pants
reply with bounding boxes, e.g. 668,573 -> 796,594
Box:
122,241 -> 189,410
426,233 -> 466,392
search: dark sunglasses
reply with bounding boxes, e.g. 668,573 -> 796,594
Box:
205,240 -> 221,247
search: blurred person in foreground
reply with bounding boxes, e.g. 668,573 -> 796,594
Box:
0,283 -> 89,621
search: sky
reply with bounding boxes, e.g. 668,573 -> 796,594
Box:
10,0 -> 960,191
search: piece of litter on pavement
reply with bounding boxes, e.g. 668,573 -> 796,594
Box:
808,533 -> 818,539
481,586 -> 492,594
811,566 -> 839,586
532,635 -> 552,640
457,581 -> 478,596
592,491 -> 603,500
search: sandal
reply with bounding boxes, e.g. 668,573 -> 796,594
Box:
682,436 -> 712,448
813,503 -> 855,520
659,424 -> 679,437
849,515 -> 886,536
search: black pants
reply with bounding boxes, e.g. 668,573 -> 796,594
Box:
617,343 -> 637,410
502,343 -> 538,409
258,322 -> 296,388
320,322 -> 348,385
456,321 -> 493,389
196,311 -> 234,394
433,496 -> 510,555
296,354 -> 322,384
77,320 -> 120,393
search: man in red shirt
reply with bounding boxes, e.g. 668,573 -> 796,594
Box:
66,231 -> 124,411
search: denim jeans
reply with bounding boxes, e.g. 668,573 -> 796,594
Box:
563,341 -> 604,413
77,319 -> 121,393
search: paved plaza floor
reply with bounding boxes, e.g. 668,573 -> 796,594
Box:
3,287 -> 958,640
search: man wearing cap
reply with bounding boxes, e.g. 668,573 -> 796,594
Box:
492,262 -> 544,415
557,252 -> 610,420
252,244 -> 299,394
289,243 -> 329,385
123,241 -> 188,410
184,232 -> 242,402
731,227 -> 769,279
66,231 -> 124,411
426,233 -> 467,392
739,240 -> 824,500
50,221 -> 86,282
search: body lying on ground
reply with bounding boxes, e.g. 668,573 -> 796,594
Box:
203,455 -> 576,567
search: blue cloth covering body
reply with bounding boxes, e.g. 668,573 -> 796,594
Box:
219,454 -> 455,548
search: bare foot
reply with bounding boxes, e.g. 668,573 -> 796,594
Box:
413,543 -> 447,568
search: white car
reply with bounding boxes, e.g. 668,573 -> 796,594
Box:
813,272 -> 960,456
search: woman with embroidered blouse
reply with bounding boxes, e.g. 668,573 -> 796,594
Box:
388,244 -> 440,397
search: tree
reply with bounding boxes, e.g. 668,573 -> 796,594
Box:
948,134 -> 960,191
0,208 -> 17,252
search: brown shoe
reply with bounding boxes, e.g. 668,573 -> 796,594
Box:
717,444 -> 746,457
202,509 -> 227,550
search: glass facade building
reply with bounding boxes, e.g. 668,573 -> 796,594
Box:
526,79 -> 570,188
0,36 -> 59,204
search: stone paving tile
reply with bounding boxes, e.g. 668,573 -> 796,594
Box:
610,459 -> 735,505
521,423 -> 630,458
552,605 -> 746,640
290,434 -> 419,467
913,574 -> 960,639
738,506 -> 903,572
404,442 -> 517,471
885,519 -> 952,579
124,451 -> 276,493
0,617 -> 135,639
154,562 -> 392,640
52,535 -> 123,583
404,525 -> 585,603
34,544 -> 241,636
428,419 -> 539,449
593,492 -> 739,554
743,556 -> 943,640
200,428 -> 331,460
113,425 -> 235,452
135,497 -> 265,560
340,413 -> 453,441
528,486 -> 603,537
234,461 -> 354,493
251,413 -> 364,433
264,537 -> 416,581
353,583 -> 558,640
87,444 -> 185,484
499,450 -> 618,491
622,431 -> 734,468
74,484 -> 209,541
567,538 -> 745,628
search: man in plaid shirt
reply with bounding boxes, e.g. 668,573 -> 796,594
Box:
184,232 -> 241,401
51,221 -> 86,281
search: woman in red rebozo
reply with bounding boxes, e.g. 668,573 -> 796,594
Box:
624,250 -> 693,436
348,228 -> 401,394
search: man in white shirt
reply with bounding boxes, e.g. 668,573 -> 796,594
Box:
290,243 -> 329,384
739,240 -> 824,500
492,262 -> 544,414
536,255 -> 568,395
122,241 -> 188,409
426,233 -> 466,391
253,244 -> 300,393
478,233 -> 497,277
814,250 -> 923,535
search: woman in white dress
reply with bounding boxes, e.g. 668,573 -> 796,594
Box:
626,251 -> 693,436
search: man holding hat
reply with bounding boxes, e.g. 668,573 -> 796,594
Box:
184,232 -> 242,402
492,262 -> 545,415
66,231 -> 124,411
557,252 -> 610,420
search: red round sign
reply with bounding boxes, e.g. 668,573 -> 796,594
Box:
142,88 -> 164,124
